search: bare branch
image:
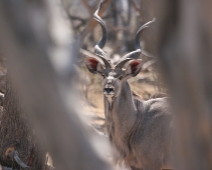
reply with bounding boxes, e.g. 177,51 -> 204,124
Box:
130,0 -> 142,17
81,0 -> 112,40
81,0 -> 94,16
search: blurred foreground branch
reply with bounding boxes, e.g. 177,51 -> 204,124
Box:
0,0 -> 111,170
82,0 -> 112,39
153,1 -> 212,170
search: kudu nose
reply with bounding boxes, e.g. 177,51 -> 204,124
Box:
104,75 -> 115,96
104,87 -> 114,94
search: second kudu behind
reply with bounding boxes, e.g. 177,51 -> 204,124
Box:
85,2 -> 173,170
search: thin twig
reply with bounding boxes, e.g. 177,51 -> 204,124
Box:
70,16 -> 86,23
130,0 -> 142,17
81,0 -> 112,40
81,0 -> 94,17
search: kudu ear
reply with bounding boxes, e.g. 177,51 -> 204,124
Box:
125,59 -> 143,77
85,56 -> 103,74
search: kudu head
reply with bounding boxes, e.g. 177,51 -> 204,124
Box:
85,2 -> 155,99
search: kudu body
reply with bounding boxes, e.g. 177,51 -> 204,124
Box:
85,3 -> 173,170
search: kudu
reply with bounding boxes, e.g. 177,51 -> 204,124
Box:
85,3 -> 173,170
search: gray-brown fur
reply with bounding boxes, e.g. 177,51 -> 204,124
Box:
104,81 -> 172,170
85,2 -> 173,169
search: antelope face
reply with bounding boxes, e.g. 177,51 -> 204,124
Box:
85,57 -> 143,99
103,71 -> 118,97
84,1 -> 154,99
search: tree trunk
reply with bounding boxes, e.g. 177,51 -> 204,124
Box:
0,0 -> 112,170
151,1 -> 212,170
0,76 -> 45,170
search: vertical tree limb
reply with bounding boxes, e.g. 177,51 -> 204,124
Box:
0,0 -> 112,170
153,1 -> 212,170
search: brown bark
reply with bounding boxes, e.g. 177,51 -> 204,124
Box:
0,76 -> 45,169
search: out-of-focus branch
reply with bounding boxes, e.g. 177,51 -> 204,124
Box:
81,0 -> 112,40
0,0 -> 112,170
80,48 -> 97,58
69,16 -> 87,31
130,0 -> 142,17
70,16 -> 87,23
81,0 -> 94,17
153,0 -> 212,170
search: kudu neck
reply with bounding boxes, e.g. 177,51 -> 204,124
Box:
104,80 -> 136,115
104,80 -> 137,152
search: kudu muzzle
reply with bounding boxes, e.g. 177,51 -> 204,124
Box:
104,75 -> 115,97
